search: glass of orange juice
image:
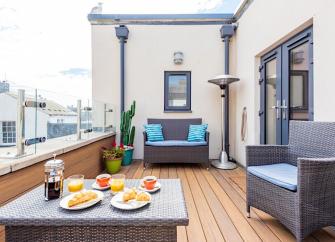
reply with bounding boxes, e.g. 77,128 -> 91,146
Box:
109,174 -> 125,194
67,174 -> 84,193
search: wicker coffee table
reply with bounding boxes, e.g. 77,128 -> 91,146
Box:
0,179 -> 188,242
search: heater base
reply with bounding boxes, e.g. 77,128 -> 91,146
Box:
211,160 -> 237,170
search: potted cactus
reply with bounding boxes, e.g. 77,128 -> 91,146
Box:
120,101 -> 136,166
102,143 -> 124,174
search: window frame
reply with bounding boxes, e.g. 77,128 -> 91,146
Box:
2,121 -> 16,144
164,71 -> 191,112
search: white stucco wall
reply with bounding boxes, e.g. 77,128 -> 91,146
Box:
92,25 -> 226,159
230,0 -> 335,166
0,93 -> 49,145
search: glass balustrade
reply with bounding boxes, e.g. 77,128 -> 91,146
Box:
0,83 -> 115,163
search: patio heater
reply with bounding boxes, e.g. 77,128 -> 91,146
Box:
208,75 -> 239,169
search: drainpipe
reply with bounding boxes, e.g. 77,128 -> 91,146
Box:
115,25 -> 129,113
220,24 -> 236,160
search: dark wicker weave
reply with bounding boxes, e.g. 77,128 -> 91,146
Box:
246,121 -> 335,242
0,179 -> 188,242
143,118 -> 210,168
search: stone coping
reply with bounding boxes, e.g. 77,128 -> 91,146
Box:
0,132 -> 116,176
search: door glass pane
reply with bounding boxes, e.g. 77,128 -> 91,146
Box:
289,42 -> 309,120
168,74 -> 187,107
265,59 -> 277,144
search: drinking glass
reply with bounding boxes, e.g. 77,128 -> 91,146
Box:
110,174 -> 125,194
67,174 -> 84,193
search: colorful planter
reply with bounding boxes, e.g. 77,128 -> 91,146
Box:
105,158 -> 122,174
122,147 -> 134,166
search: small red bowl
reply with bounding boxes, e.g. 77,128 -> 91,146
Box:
96,174 -> 111,187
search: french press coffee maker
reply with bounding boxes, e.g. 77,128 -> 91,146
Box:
44,154 -> 64,200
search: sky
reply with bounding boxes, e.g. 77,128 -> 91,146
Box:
0,0 -> 241,103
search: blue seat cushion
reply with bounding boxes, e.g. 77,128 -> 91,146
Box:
145,140 -> 207,147
247,163 -> 297,191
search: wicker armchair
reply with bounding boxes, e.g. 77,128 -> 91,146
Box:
246,121 -> 335,242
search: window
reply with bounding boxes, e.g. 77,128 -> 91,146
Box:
2,121 -> 16,144
164,71 -> 191,112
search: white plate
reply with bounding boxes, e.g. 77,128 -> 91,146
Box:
138,181 -> 161,193
110,191 -> 151,210
60,190 -> 104,210
92,182 -> 110,191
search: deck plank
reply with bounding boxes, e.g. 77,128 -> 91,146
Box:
185,166 -> 225,241
151,164 -> 161,177
193,167 -> 244,242
159,164 -> 169,179
125,160 -> 141,178
210,169 -> 282,242
176,166 -> 206,242
0,226 -> 4,242
198,167 -> 261,242
168,165 -> 188,242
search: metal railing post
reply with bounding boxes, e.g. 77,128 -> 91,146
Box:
77,100 -> 81,140
103,103 -> 107,132
16,89 -> 25,156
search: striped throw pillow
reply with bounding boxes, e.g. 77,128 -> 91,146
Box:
144,124 -> 164,142
187,124 -> 208,142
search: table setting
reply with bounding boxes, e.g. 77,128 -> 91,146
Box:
0,157 -> 188,242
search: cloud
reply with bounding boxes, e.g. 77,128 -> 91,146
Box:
60,68 -> 90,77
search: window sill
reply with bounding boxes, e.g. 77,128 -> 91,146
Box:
164,110 -> 193,113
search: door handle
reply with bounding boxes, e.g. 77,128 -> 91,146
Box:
271,100 -> 281,120
281,100 -> 288,120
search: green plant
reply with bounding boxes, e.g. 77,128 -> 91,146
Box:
102,146 -> 124,160
120,100 -> 136,146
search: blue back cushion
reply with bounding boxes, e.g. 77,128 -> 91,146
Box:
144,124 -> 164,142
187,124 -> 208,142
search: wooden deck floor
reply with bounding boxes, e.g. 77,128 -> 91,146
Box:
120,161 -> 335,242
1,160 -> 335,242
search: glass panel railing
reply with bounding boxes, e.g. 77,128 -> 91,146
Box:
0,81 -> 116,164
0,84 -> 37,160
92,100 -> 116,134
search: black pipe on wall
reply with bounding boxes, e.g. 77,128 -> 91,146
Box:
220,24 -> 236,160
223,35 -> 230,158
115,25 -> 129,113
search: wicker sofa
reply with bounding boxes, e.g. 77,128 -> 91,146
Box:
143,118 -> 209,168
246,121 -> 335,241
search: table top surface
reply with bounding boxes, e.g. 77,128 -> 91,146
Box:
0,179 -> 188,227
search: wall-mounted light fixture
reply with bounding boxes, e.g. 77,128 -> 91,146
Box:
173,51 -> 183,64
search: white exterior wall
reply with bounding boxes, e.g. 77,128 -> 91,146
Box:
92,25 -> 226,159
230,0 -> 335,166
0,93 -> 48,144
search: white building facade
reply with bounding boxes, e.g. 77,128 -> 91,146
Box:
89,0 -> 335,166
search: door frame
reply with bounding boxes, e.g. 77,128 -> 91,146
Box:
281,27 -> 313,144
260,26 -> 313,144
260,47 -> 282,144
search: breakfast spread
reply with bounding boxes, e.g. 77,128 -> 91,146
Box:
136,192 -> 151,202
59,174 -> 156,211
68,190 -> 98,207
122,188 -> 151,202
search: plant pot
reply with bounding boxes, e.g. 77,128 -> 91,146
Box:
122,147 -> 134,166
105,158 -> 122,174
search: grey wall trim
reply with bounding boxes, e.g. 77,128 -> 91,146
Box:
88,13 -> 234,25
234,0 -> 254,21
